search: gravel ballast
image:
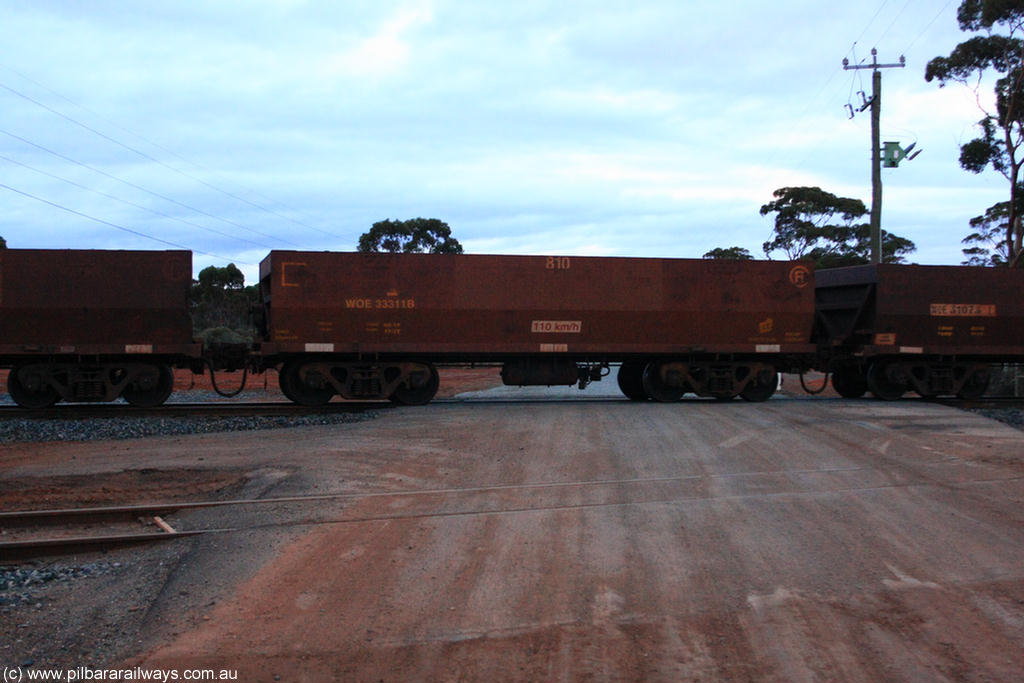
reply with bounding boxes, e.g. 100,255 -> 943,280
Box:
2,388 -> 1022,444
0,411 -> 378,444
2,389 -> 384,444
1,562 -> 123,610
969,407 -> 1024,430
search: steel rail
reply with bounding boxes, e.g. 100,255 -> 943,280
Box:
6,464 -> 1022,562
0,528 -> 226,562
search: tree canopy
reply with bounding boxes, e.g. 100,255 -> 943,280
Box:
925,0 -> 1024,267
702,246 -> 753,260
189,264 -> 254,337
962,198 -> 1019,265
358,218 -> 463,254
195,263 -> 244,294
759,186 -> 915,267
760,186 -> 868,261
0,235 -> 6,249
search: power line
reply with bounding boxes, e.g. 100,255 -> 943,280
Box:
849,44 -> 868,105
853,0 -> 892,47
0,153 -> 274,250
873,0 -> 915,49
0,69 -> 342,239
0,182 -> 250,263
0,127 -> 301,247
901,0 -> 957,54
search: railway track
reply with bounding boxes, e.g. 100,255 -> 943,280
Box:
0,503 -> 213,562
0,495 -> 292,562
2,474 -> 805,561
2,459 -> 1002,563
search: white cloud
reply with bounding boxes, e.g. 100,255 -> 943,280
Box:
321,2 -> 434,79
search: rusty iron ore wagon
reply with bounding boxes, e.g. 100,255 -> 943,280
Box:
0,249 -> 202,408
816,264 -> 1024,399
254,251 -> 818,405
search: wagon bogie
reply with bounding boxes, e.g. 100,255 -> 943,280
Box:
859,358 -> 993,401
277,357 -> 440,405
6,360 -> 176,408
901,360 -> 987,399
636,359 -> 778,402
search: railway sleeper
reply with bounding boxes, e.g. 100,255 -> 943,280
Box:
280,359 -> 440,406
7,362 -> 174,409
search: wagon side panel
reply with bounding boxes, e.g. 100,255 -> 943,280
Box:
0,249 -> 195,354
262,252 -> 816,358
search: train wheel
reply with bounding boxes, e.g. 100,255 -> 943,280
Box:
280,359 -> 334,406
617,362 -> 648,401
389,363 -> 440,406
740,369 -> 778,402
277,362 -> 300,403
8,365 -> 59,409
831,368 -> 867,399
122,364 -> 174,407
956,367 -> 990,400
867,361 -> 906,401
641,362 -> 686,402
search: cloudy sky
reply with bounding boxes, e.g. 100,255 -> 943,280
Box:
0,1 -> 1008,283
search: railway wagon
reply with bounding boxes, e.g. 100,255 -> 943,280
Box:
816,264 -> 1024,399
256,251 -> 817,404
0,249 -> 201,408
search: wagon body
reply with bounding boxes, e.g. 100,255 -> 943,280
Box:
816,264 -> 1024,358
0,249 -> 198,357
816,264 -> 1024,399
258,251 -> 817,359
0,249 -> 200,407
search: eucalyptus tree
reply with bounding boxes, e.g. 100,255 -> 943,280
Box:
358,218 -> 463,254
926,0 -> 1024,267
759,186 -> 915,267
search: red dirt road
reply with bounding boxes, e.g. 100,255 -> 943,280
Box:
115,396 -> 1024,682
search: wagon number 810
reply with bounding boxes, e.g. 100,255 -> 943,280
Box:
546,256 -> 571,270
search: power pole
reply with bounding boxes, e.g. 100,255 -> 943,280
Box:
843,48 -> 905,264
